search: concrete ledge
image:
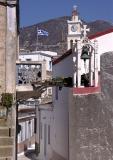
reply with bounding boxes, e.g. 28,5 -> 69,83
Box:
73,86 -> 101,95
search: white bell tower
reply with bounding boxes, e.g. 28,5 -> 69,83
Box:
67,5 -> 82,50
67,6 -> 100,94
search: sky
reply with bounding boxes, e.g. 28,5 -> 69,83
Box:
19,0 -> 113,27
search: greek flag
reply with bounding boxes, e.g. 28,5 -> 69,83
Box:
37,29 -> 48,36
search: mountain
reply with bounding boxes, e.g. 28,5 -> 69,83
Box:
19,16 -> 113,54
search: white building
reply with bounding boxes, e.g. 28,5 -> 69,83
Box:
17,100 -> 35,153
38,6 -> 113,160
51,32 -> 113,160
19,50 -> 57,72
37,102 -> 53,160
17,50 -> 57,154
89,28 -> 113,72
89,28 -> 113,55
17,50 -> 57,95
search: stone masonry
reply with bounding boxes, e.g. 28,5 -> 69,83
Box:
0,0 -> 18,159
69,52 -> 113,160
0,2 -> 7,93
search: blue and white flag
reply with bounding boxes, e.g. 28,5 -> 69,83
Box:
37,29 -> 48,36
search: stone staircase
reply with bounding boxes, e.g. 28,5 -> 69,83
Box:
0,119 -> 14,160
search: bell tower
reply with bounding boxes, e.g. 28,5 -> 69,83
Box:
67,6 -> 100,94
67,5 -> 82,50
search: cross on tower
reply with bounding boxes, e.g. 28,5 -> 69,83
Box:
82,25 -> 90,38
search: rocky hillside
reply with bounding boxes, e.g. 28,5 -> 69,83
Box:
19,16 -> 113,54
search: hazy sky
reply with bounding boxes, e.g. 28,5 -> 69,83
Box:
20,0 -> 113,27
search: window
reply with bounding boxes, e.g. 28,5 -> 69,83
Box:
48,88 -> 52,95
26,58 -> 31,61
49,61 -> 52,70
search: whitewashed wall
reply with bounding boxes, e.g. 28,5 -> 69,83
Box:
18,118 -> 34,144
52,54 -> 73,160
91,32 -> 113,71
38,103 -> 53,160
51,30 -> 113,160
53,54 -> 73,77
91,32 -> 113,55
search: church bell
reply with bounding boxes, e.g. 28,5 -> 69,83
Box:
81,46 -> 90,61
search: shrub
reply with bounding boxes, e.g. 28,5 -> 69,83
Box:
1,93 -> 13,117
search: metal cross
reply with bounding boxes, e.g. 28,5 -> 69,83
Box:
82,25 -> 90,38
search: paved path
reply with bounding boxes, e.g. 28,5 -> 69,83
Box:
18,154 -> 30,160
18,149 -> 38,160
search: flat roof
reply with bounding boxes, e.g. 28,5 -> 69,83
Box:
20,50 -> 57,57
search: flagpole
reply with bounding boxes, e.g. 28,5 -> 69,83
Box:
36,27 -> 38,51
36,29 -> 48,51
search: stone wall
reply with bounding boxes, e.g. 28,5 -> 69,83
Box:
0,3 -> 7,93
51,150 -> 67,160
0,2 -> 18,159
69,52 -> 113,160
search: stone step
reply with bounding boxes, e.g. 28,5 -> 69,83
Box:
0,119 -> 7,126
0,127 -> 14,137
0,137 -> 13,146
0,157 -> 12,160
0,146 -> 13,157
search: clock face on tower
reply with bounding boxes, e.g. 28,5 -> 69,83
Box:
71,25 -> 77,32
